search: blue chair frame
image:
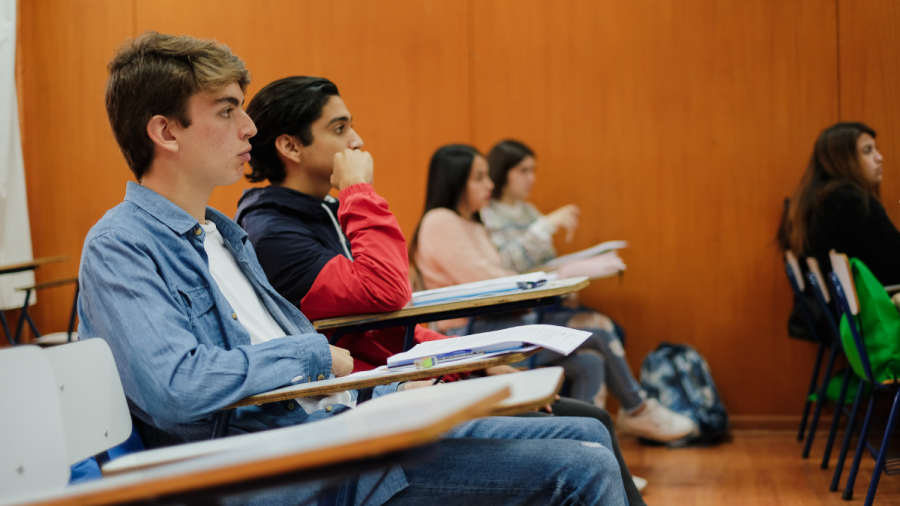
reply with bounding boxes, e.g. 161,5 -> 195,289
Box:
830,269 -> 900,504
783,260 -> 840,454
804,268 -> 856,472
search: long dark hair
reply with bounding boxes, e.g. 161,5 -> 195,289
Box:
245,76 -> 340,184
779,122 -> 878,255
409,144 -> 483,268
487,140 -> 535,199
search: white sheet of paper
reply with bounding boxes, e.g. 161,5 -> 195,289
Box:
387,325 -> 589,366
540,240 -> 628,271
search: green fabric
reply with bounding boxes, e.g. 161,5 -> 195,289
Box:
839,258 -> 900,384
807,368 -> 870,403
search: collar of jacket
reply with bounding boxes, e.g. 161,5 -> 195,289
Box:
235,185 -> 339,225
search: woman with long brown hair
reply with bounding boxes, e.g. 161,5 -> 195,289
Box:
779,122 -> 900,284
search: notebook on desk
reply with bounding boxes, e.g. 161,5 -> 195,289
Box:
385,324 -> 591,368
410,272 -> 549,306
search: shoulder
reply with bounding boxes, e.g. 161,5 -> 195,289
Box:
819,184 -> 872,217
84,202 -> 154,249
421,208 -> 465,229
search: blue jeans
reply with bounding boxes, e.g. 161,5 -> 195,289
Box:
224,416 -> 627,506
389,416 -> 627,505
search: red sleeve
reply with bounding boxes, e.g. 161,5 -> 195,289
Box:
300,184 -> 413,320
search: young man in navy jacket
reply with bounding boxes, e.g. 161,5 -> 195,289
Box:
235,76 -> 647,505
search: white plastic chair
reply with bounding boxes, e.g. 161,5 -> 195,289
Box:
44,339 -> 132,464
0,346 -> 70,501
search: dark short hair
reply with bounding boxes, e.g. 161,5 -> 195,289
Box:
244,76 -> 340,184
409,144 -> 483,263
487,140 -> 535,199
105,31 -> 251,181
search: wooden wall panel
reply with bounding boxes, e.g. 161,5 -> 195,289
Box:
17,0 -> 886,418
16,0 -> 136,339
838,0 -> 900,225
471,0 -> 839,415
133,0 -> 470,236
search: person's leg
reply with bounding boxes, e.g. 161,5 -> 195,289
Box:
389,416 -> 627,505
550,398 -> 647,506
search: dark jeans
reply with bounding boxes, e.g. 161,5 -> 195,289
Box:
519,398 -> 647,506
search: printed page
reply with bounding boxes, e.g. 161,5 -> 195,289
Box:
387,325 -> 590,366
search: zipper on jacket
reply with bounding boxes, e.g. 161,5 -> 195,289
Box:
321,203 -> 353,260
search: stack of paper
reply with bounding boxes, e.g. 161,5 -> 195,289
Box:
540,240 -> 628,271
410,272 -> 549,306
386,325 -> 592,367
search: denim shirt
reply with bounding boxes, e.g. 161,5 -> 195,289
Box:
78,183 -> 405,504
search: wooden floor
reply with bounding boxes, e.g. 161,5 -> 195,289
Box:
620,430 -> 900,505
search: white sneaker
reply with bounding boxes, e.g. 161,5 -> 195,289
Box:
632,476 -> 648,492
615,399 -> 695,442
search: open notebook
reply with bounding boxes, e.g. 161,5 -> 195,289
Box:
385,324 -> 591,368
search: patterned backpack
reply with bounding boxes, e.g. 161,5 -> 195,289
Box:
639,343 -> 729,446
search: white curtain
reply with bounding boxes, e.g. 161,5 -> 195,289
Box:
0,0 -> 35,310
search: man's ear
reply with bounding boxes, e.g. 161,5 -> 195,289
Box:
275,134 -> 303,164
146,115 -> 180,154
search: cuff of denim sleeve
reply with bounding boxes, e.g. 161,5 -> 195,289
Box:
529,217 -> 557,240
338,183 -> 374,200
293,333 -> 332,382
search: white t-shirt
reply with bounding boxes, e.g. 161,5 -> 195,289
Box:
201,222 -> 286,345
200,221 -> 353,413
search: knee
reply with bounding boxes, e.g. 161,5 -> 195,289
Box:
567,312 -> 614,331
560,417 -> 613,450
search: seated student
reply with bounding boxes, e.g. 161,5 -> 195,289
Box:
779,122 -> 900,284
79,31 -> 627,505
412,144 -> 696,443
234,76 -> 647,504
481,139 -> 673,435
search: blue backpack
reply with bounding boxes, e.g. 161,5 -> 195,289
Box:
639,343 -> 729,446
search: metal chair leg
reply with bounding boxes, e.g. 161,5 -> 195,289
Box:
832,386 -> 865,491
402,324 -> 416,352
822,367 -> 852,469
66,283 -> 79,342
12,289 -> 33,344
844,391 -> 878,500
799,344 -> 826,441
0,310 -> 13,346
803,344 -> 839,458
864,388 -> 900,506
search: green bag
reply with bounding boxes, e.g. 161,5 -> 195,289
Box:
839,258 -> 900,383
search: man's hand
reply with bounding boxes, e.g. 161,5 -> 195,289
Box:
484,365 -> 520,376
398,380 -> 434,391
331,149 -> 374,191
329,345 -> 354,377
546,204 -> 580,243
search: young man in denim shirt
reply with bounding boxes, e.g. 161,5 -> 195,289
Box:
78,31 -> 627,505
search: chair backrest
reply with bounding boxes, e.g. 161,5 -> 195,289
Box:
0,346 -> 70,500
804,268 -> 842,347
829,250 -> 859,316
784,250 -> 805,292
44,339 -> 132,465
828,251 -> 876,384
805,257 -> 831,304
